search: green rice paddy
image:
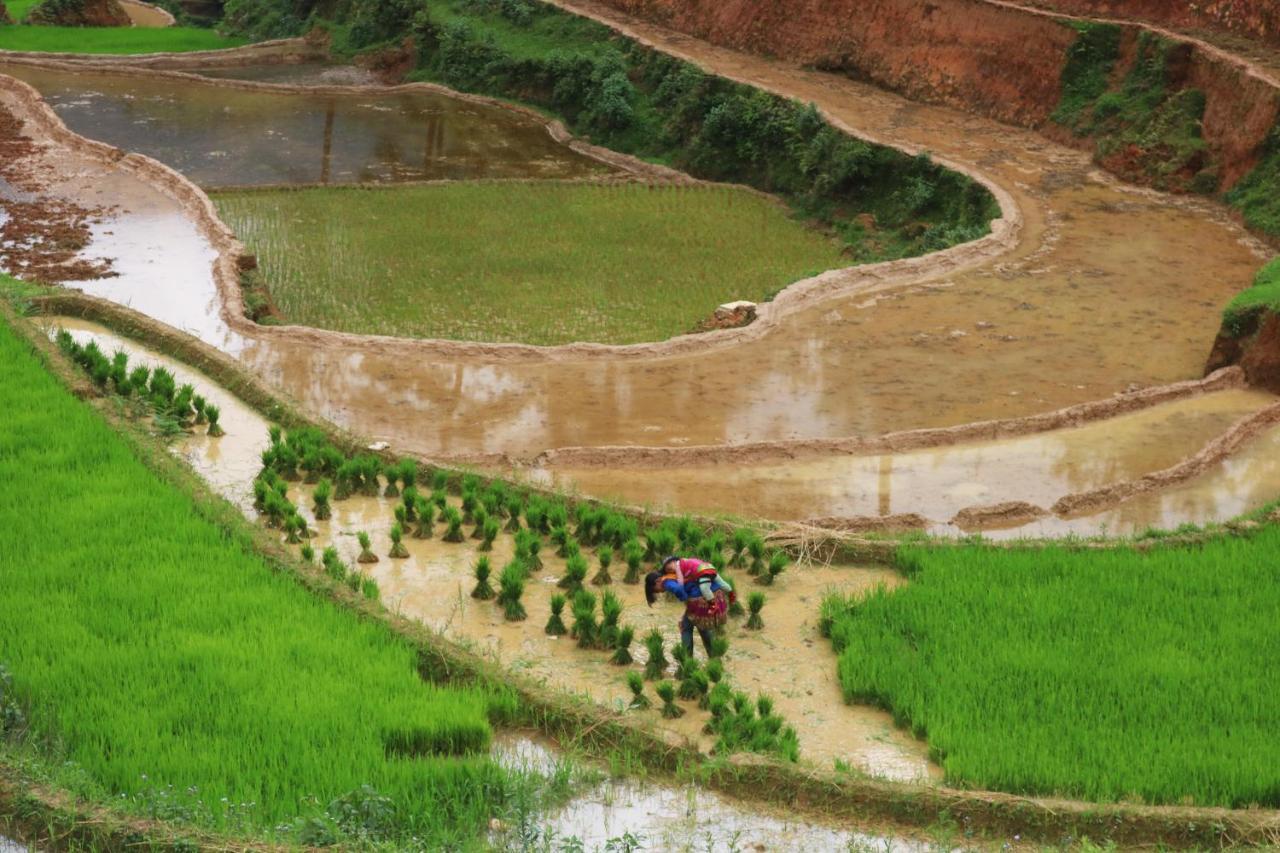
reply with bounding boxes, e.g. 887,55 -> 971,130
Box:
0,0 -> 243,54
0,313 -> 518,845
824,537 -> 1280,807
213,182 -> 845,345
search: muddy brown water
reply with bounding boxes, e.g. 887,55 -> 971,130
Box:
0,64 -> 608,187
531,388 -> 1278,527
192,62 -> 381,87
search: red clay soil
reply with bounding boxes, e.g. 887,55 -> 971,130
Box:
1020,0 -> 1280,48
1239,313 -> 1280,392
27,0 -> 131,26
0,107 -> 114,283
585,0 -> 1280,189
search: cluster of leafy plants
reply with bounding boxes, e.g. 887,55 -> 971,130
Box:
1052,26 -> 1211,192
56,330 -> 223,435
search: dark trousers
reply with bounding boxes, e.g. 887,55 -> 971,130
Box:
680,611 -> 714,655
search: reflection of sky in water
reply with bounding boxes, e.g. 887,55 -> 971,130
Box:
0,64 -> 604,187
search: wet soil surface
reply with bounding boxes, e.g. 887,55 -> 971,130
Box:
193,62 -> 381,87
492,735 -> 935,850
0,64 -> 609,188
0,106 -> 116,282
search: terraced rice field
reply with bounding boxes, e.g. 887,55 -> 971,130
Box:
214,182 -> 845,345
824,537 -> 1280,807
0,314 -> 521,846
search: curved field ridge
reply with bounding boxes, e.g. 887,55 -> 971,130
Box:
826,537 -> 1280,807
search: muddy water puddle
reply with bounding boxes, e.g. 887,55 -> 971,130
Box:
492,735 -> 933,851
532,388 -> 1278,526
0,64 -> 608,187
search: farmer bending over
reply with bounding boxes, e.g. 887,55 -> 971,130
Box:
645,556 -> 734,657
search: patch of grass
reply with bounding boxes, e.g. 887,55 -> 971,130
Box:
0,0 -> 243,54
1050,22 -> 1122,131
1222,256 -> 1280,333
0,24 -> 242,53
213,183 -> 845,345
824,536 -> 1280,807
0,313 -> 516,844
1052,28 -> 1210,192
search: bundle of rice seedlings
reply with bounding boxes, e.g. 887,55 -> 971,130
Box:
413,497 -> 434,538
571,589 -> 598,649
460,491 -> 478,525
192,394 -> 208,425
758,551 -> 788,586
722,573 -> 745,617
388,523 -> 409,559
479,518 -> 500,551
357,531 -> 378,563
442,506 -> 465,543
544,593 -> 567,636
471,506 -> 489,541
383,466 -> 402,498
470,557 -> 495,600
676,652 -> 702,700
321,546 -> 346,582
599,591 -> 622,649
622,539 -> 645,584
559,554 -> 588,594
401,487 -> 418,522
745,592 -> 766,630
361,575 -> 380,601
656,682 -> 683,719
643,630 -> 667,681
709,635 -> 729,659
610,626 -> 635,665
747,536 -> 766,575
592,546 -> 614,586
497,561 -> 528,621
431,469 -> 449,492
730,528 -> 752,568
627,671 -> 650,709
204,404 -> 224,437
300,544 -> 315,563
504,496 -> 523,532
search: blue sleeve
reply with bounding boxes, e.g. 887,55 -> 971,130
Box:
662,579 -> 688,601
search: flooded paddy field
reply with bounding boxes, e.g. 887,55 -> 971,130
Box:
532,387 -> 1280,531
0,63 -> 610,187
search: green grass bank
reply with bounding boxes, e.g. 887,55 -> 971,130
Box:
0,310 -> 525,847
823,536 -> 1280,808
0,0 -> 244,53
213,182 -> 845,345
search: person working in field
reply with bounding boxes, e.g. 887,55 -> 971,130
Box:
645,556 -> 734,657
